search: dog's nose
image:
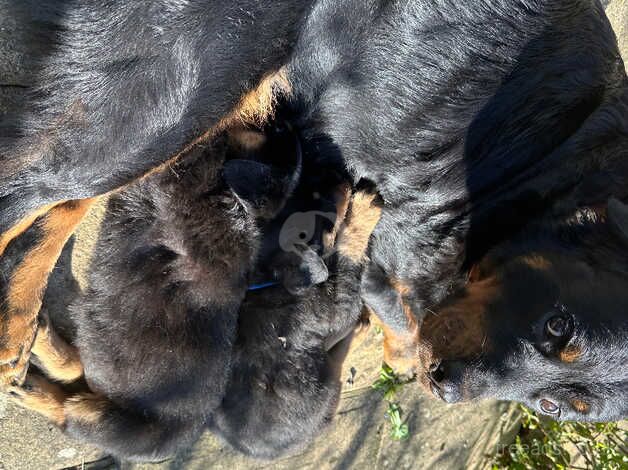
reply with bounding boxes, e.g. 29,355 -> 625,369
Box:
427,360 -> 463,404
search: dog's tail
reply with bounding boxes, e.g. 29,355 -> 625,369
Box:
63,393 -> 199,463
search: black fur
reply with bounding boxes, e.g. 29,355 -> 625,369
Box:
63,128 -> 300,461
4,0 -> 627,433
209,179 -> 369,459
422,208 -> 628,421
0,0 -> 315,232
272,0 -> 627,421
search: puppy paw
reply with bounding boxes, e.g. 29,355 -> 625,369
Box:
0,315 -> 38,387
31,311 -> 84,383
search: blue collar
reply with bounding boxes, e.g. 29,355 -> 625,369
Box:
248,281 -> 279,291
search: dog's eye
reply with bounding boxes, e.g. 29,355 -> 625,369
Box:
539,399 -> 561,416
545,314 -> 572,338
536,308 -> 575,356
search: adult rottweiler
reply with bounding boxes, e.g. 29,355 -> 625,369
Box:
2,0 -> 627,422
272,0 -> 625,422
273,0 -> 625,422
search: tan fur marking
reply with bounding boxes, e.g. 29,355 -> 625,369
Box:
571,398 -> 591,414
378,287 -> 420,377
336,191 -> 382,262
559,345 -> 582,363
227,128 -> 268,152
135,68 -> 292,184
233,69 -> 292,126
389,278 -> 412,297
0,199 -> 93,385
323,183 -> 352,250
0,203 -> 58,256
418,277 -> 499,392
65,394 -> 108,425
32,316 -> 84,383
8,375 -> 68,426
522,255 -> 552,271
7,199 -> 94,315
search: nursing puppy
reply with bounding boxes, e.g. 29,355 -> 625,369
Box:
9,126 -> 303,461
211,185 -> 381,459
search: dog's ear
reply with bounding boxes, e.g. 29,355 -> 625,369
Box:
360,263 -> 407,332
224,158 -> 299,218
280,246 -> 329,295
607,198 -> 628,242
224,127 -> 302,219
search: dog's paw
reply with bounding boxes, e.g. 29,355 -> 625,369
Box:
383,330 -> 419,380
337,184 -> 382,262
7,373 -> 67,425
0,316 -> 38,387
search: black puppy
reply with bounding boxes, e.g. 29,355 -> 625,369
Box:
210,186 -> 381,459
8,126 -> 303,461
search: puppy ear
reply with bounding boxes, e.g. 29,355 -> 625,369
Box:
224,159 -> 298,218
607,198 -> 628,242
224,128 -> 302,218
281,247 -> 329,295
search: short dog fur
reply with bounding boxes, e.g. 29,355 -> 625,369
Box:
10,126 -> 305,461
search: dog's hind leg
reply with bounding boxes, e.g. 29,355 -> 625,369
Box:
31,311 -> 83,384
0,199 -> 93,387
9,376 -> 194,461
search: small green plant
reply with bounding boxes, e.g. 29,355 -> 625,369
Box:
385,402 -> 410,441
492,405 -> 628,469
372,363 -> 413,440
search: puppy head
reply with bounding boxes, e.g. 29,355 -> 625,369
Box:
250,180 -> 349,295
210,322 -> 354,460
418,200 -> 628,422
223,124 -> 302,220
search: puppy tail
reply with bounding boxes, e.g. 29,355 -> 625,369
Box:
64,394 -> 199,462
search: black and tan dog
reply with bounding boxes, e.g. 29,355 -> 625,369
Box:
2,0 -> 627,424
0,0 -> 314,386
279,0 -> 628,422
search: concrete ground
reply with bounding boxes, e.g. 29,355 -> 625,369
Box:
0,1 -> 626,469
